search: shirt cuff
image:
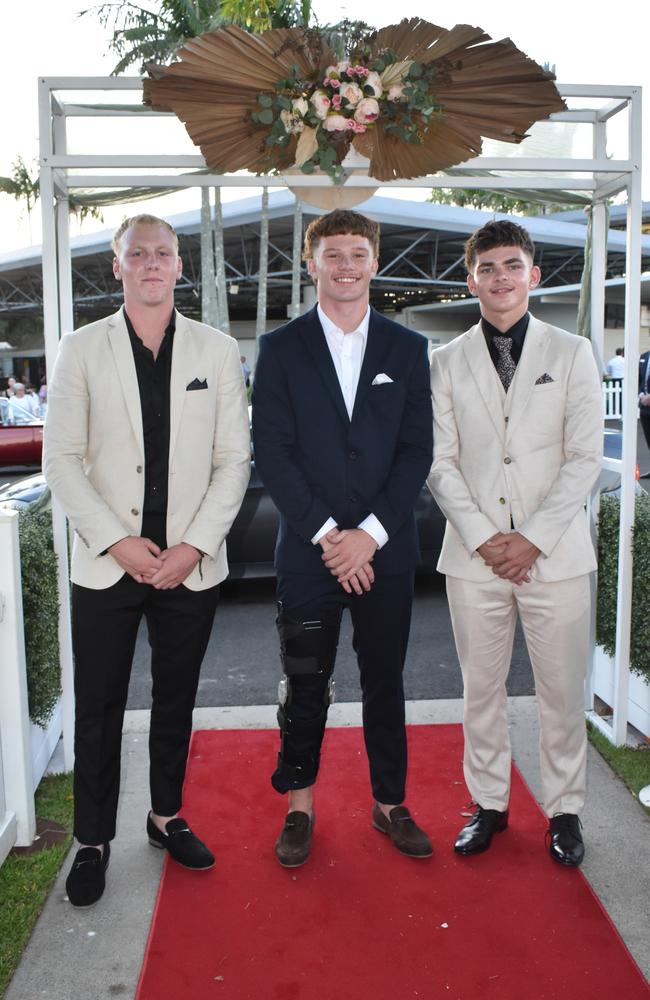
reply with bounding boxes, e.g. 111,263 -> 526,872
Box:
312,517 -> 337,545
358,514 -> 388,549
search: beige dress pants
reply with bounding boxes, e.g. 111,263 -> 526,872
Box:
446,573 -> 592,817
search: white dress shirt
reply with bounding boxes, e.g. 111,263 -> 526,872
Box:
311,304 -> 388,550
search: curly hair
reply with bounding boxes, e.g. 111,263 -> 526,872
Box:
303,209 -> 380,260
464,220 -> 535,272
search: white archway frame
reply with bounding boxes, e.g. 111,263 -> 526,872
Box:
37,77 -> 643,769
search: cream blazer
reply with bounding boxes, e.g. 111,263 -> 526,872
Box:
44,308 -> 251,590
427,317 -> 603,583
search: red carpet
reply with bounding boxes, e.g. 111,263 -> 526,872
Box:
136,726 -> 649,1000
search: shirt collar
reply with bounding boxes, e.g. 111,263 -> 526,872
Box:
482,312 -> 530,347
124,308 -> 176,349
317,303 -> 370,342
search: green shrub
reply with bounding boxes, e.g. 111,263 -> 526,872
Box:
17,510 -> 61,728
596,492 -> 650,681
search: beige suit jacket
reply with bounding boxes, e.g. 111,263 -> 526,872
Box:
427,316 -> 603,583
43,307 -> 251,590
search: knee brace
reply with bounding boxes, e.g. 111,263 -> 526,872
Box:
273,605 -> 342,786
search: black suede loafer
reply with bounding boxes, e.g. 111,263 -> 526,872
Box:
275,810 -> 314,867
372,804 -> 433,858
66,843 -> 110,907
147,814 -> 215,870
454,806 -> 509,855
548,813 -> 584,867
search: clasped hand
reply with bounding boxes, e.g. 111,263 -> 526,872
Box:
477,531 -> 541,585
108,536 -> 200,589
320,527 -> 378,596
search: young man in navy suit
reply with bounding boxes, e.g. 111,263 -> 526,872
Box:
252,209 -> 433,867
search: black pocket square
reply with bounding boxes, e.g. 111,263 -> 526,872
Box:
535,373 -> 554,385
187,378 -> 208,391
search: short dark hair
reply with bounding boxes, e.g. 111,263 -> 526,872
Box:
303,209 -> 380,260
464,220 -> 535,272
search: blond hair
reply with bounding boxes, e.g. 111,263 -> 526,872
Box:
112,215 -> 178,254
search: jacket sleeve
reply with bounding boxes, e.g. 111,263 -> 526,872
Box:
426,347 -> 498,554
365,337 -> 434,538
43,333 -> 131,557
181,336 -> 251,558
252,335 -> 333,543
518,336 -> 603,556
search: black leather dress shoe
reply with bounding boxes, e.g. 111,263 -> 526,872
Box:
275,811 -> 314,867
548,813 -> 584,867
454,806 -> 508,855
147,814 -> 215,869
372,804 -> 433,858
66,843 -> 110,907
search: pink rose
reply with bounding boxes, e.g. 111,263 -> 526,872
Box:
322,113 -> 352,132
340,82 -> 363,107
354,97 -> 380,124
324,77 -> 341,89
387,84 -> 406,102
348,120 -> 367,133
310,89 -> 331,120
332,93 -> 343,110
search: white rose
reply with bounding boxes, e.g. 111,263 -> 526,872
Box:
354,97 -> 380,125
292,97 -> 309,117
310,89 -> 331,120
365,71 -> 383,98
280,109 -> 305,134
322,113 -> 352,132
340,82 -> 363,107
387,84 -> 406,102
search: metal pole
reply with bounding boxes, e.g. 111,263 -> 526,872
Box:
213,187 -> 230,333
255,187 -> 269,349
290,197 -> 303,320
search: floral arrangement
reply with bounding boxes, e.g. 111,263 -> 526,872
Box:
251,51 -> 442,182
143,19 -> 566,186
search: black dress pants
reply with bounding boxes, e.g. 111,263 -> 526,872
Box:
640,406 -> 650,451
274,570 -> 414,805
71,516 -> 219,844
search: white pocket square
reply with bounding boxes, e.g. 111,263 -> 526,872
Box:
372,373 -> 394,386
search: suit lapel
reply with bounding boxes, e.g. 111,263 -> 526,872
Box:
107,308 -> 144,457
169,311 -> 203,460
351,309 -> 392,422
299,306 -> 350,425
506,317 -> 550,434
462,323 -> 505,438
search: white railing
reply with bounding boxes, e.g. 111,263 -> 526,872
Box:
603,380 -> 624,420
0,511 -> 36,867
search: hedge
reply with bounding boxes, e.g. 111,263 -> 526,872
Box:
17,509 -> 61,728
596,492 -> 650,682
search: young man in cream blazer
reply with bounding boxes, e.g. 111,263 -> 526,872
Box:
44,215 -> 250,905
427,220 -> 602,867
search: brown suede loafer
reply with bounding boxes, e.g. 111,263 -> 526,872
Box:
372,804 -> 433,858
275,810 -> 314,868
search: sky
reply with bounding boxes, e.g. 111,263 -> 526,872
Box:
0,0 -> 647,253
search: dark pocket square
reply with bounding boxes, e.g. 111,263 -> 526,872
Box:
535,373 -> 554,385
186,378 -> 208,391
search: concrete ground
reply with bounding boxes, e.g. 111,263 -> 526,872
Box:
5,699 -> 650,1000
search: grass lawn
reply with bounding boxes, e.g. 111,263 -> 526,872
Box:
0,773 -> 73,999
588,721 -> 650,816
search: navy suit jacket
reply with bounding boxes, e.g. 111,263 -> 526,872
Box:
252,305 -> 433,576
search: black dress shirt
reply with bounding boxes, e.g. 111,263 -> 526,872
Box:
482,312 -> 530,371
125,310 -> 175,515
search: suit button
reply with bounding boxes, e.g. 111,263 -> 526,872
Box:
505,416 -> 509,423
131,507 -> 139,516
504,457 -> 512,465
349,494 -> 358,503
136,465 -> 143,473
498,497 -> 506,505
348,450 -> 357,461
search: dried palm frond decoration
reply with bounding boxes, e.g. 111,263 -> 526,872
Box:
143,19 -> 565,189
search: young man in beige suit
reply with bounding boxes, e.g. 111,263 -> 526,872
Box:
427,220 -> 602,867
44,215 -> 250,905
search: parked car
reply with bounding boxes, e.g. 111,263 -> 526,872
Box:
0,468 -> 445,579
0,414 -> 43,467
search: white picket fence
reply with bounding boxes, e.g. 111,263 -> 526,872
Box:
0,511 -> 37,867
603,380 -> 623,419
